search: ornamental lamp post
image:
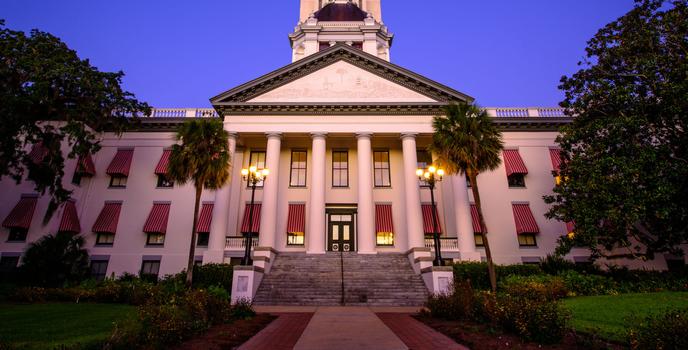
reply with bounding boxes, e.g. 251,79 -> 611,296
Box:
241,166 -> 269,265
416,165 -> 445,266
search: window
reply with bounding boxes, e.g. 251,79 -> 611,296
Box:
146,233 -> 165,246
332,150 -> 349,187
90,260 -> 109,281
7,228 -> 28,242
518,234 -> 537,247
289,150 -> 307,187
96,233 -> 115,246
156,174 -> 174,188
140,260 -> 160,282
417,150 -> 432,187
376,232 -> 394,246
319,42 -> 331,51
249,151 -> 266,187
109,175 -> 127,188
196,232 -> 209,247
373,150 -> 391,187
72,171 -> 82,186
0,256 -> 19,272
288,232 -> 305,245
508,174 -> 526,188
474,233 -> 484,247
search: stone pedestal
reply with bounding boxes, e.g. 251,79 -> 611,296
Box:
231,265 -> 264,303
421,266 -> 454,295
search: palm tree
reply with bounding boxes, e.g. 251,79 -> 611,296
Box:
168,118 -> 231,286
430,103 -> 504,292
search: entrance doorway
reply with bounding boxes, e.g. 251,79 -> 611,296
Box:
327,211 -> 356,252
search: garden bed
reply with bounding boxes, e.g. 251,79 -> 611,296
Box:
173,313 -> 277,350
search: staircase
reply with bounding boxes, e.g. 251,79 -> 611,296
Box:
253,252 -> 428,306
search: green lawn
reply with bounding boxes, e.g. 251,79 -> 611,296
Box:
563,292 -> 688,342
0,303 -> 135,349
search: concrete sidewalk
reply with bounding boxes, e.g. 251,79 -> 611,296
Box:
293,307 -> 407,350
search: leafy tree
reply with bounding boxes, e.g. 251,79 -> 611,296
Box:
0,20 -> 150,220
19,231 -> 90,287
431,103 -> 504,292
545,0 -> 688,261
168,119 -> 231,286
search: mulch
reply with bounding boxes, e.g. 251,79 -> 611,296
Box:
415,315 -> 625,350
174,314 -> 277,350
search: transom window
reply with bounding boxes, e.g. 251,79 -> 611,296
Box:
289,150 -> 307,187
96,233 -> 115,246
109,175 -> 128,188
332,150 -> 349,187
140,260 -> 160,282
7,228 -> 27,242
249,151 -> 266,187
518,234 -> 537,247
373,150 -> 391,187
146,233 -> 165,246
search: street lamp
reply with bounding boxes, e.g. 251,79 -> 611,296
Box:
416,165 -> 446,266
241,166 -> 269,265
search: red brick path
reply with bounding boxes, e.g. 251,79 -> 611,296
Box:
377,313 -> 469,350
238,313 -> 314,350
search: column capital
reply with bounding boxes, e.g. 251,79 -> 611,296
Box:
356,132 -> 373,139
310,132 -> 328,139
400,132 -> 418,140
265,132 -> 282,139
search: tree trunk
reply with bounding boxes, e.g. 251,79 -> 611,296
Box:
469,170 -> 497,292
186,185 -> 203,286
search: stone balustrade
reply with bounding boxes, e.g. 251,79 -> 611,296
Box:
225,236 -> 258,250
424,237 -> 460,251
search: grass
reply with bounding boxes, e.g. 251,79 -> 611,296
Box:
0,303 -> 136,349
563,291 -> 688,342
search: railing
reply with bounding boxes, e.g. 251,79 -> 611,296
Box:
484,107 -> 567,118
148,108 -> 218,118
225,236 -> 258,250
424,237 -> 460,251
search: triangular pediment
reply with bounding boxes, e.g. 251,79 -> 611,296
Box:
211,44 -> 474,109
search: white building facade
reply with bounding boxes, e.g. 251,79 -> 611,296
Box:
0,0 -> 675,286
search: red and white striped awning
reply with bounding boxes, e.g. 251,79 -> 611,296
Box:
143,203 -> 171,234
375,204 -> 394,234
2,196 -> 38,229
287,204 -> 306,234
421,204 -> 442,235
106,149 -> 134,176
549,148 -> 563,173
196,203 -> 214,234
470,204 -> 483,233
503,149 -> 528,176
240,204 -> 262,234
58,200 -> 81,233
29,143 -> 48,164
92,202 -> 122,234
75,154 -> 96,176
512,203 -> 540,235
154,150 -> 172,175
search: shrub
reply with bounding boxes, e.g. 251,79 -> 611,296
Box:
18,232 -> 90,288
629,308 -> 688,350
425,280 -> 477,320
500,274 -> 568,300
453,262 -> 542,290
193,264 -> 234,291
559,270 -> 617,296
231,298 -> 257,320
497,294 -> 570,344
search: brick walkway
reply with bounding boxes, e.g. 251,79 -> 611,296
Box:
238,313 -> 314,350
377,313 -> 469,350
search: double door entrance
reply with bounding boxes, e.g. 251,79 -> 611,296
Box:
327,210 -> 356,252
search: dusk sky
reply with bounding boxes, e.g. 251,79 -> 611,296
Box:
1,0 -> 635,107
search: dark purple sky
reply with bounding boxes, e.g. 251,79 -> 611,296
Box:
1,0 -> 634,108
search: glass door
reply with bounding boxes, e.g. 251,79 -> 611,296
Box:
328,213 -> 355,252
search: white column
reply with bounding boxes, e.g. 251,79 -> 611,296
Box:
356,133 -> 376,254
308,132 -> 327,254
453,174 -> 479,259
258,132 -> 282,248
204,132 -> 237,263
401,133 -> 425,250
